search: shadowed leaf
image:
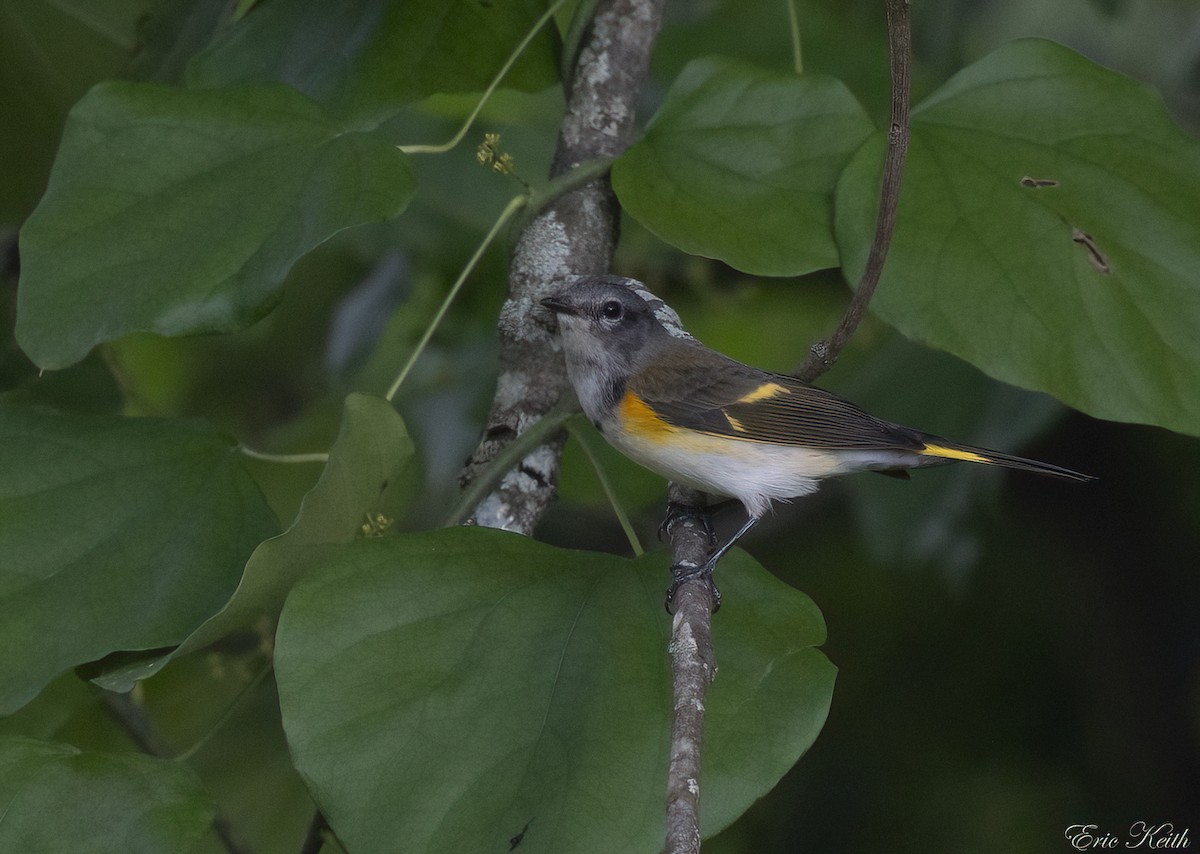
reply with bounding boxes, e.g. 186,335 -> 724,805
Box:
0,399 -> 277,714
186,0 -> 559,125
0,736 -> 213,852
90,393 -> 416,692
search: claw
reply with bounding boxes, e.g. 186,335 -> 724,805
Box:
658,500 -> 718,549
664,560 -> 721,614
661,510 -> 759,614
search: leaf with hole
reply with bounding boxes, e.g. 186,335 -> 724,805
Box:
835,38 -> 1200,436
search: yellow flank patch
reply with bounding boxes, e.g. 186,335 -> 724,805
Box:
921,443 -> 991,463
736,381 -> 790,404
724,412 -> 747,432
617,391 -> 677,441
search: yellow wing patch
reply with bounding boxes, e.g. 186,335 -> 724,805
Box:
735,381 -> 790,404
617,391 -> 678,442
920,443 -> 991,463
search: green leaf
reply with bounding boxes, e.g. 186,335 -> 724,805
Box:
16,82 -> 416,370
0,0 -> 149,222
650,0 -> 892,118
0,400 -> 277,714
0,736 -> 213,853
90,393 -> 417,692
612,57 -> 874,276
186,0 -> 560,125
275,527 -> 834,852
835,39 -> 1200,436
126,0 -> 233,85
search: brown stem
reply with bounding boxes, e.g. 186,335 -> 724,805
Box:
796,0 -> 913,382
664,5 -> 914,847
299,811 -> 329,854
663,485 -> 718,854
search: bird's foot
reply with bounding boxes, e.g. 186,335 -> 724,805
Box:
664,560 -> 721,614
658,500 -> 719,550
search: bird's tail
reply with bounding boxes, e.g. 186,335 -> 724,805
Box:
915,437 -> 1096,482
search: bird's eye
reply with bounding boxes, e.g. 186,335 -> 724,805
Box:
601,300 -> 623,320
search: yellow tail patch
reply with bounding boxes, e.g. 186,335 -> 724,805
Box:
921,443 -> 991,464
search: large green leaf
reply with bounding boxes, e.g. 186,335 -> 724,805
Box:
275,527 -> 834,853
0,736 -> 213,853
91,393 -> 416,692
612,57 -> 874,276
16,82 -> 416,370
0,400 -> 277,714
186,0 -> 560,125
835,38 -> 1200,436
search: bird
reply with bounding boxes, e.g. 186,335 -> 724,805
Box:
541,275 -> 1094,609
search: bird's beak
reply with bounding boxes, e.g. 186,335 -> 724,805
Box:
540,295 -> 578,316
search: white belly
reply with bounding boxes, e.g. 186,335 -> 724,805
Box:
605,422 -> 841,518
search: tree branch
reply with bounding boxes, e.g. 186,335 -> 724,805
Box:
458,0 -> 667,534
795,0 -> 912,382
663,485 -> 718,854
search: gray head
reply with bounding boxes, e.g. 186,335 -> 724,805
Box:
541,276 -> 680,365
541,276 -> 675,418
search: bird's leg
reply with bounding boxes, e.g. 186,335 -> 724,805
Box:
665,513 -> 760,614
658,497 -> 739,547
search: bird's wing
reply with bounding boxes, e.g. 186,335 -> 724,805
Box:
625,340 -> 1096,481
627,344 -> 924,451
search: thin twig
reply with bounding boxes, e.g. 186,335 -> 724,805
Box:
445,399 -> 578,527
785,0 -> 803,75
386,194 -> 528,402
559,0 -> 602,90
238,447 -> 329,465
510,156 -> 615,239
173,661 -> 274,763
299,811 -> 328,854
396,0 -> 571,155
795,0 -> 912,382
102,692 -> 249,854
566,419 -> 644,556
102,690 -> 174,757
663,485 -> 717,854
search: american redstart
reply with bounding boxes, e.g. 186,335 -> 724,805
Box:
541,275 -> 1094,609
